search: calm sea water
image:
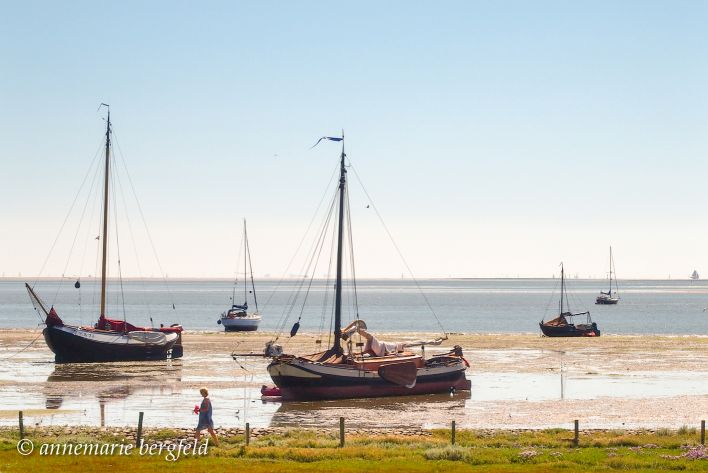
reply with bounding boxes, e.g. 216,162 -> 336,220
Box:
3,278 -> 708,335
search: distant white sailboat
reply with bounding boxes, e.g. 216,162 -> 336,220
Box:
691,270 -> 700,280
596,247 -> 619,305
217,220 -> 261,332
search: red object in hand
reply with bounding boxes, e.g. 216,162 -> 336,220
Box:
193,404 -> 200,414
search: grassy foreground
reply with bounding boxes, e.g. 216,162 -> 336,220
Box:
1,427 -> 707,472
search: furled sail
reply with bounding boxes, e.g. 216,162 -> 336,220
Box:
341,320 -> 444,357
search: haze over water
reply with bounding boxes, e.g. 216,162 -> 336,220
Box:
3,278 -> 708,335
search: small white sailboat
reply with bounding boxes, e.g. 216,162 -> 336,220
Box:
596,246 -> 619,305
691,270 -> 700,280
218,220 -> 261,332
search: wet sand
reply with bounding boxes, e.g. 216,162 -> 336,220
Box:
0,329 -> 706,430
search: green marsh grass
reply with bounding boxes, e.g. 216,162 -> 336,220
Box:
1,427 -> 706,472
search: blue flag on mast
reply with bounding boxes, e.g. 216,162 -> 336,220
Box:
310,136 -> 343,149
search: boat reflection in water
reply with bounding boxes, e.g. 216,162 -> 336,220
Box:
43,361 -> 183,424
268,391 -> 471,428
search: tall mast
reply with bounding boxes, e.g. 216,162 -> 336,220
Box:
99,106 -> 111,318
608,246 -> 613,296
332,136 -> 346,354
559,263 -> 564,314
244,219 -> 247,305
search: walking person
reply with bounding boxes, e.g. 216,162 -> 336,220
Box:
194,387 -> 219,446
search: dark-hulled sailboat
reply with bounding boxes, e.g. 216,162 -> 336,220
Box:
540,263 -> 600,337
265,136 -> 471,401
596,246 -> 619,305
26,106 -> 183,363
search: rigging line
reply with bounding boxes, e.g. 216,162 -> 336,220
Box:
563,275 -> 584,314
51,149 -> 104,306
91,220 -> 100,310
564,275 -> 571,313
612,251 -> 620,294
542,277 -> 561,318
231,230 -> 245,305
112,130 -> 175,310
34,140 -> 105,286
275,172 -> 337,340
277,187 -> 338,337
294,189 -> 338,324
245,225 -> 258,312
273,188 -> 339,339
349,165 -> 447,337
110,157 -> 128,324
77,155 -> 103,275
77,153 -> 103,287
318,212 -> 338,344
344,181 -> 360,319
114,157 -> 152,322
260,160 -> 340,311
0,329 -> 44,361
27,289 -> 48,323
76,163 -> 102,325
344,184 -> 364,356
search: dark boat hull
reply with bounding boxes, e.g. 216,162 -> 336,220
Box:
43,326 -> 183,363
268,358 -> 470,401
223,325 -> 259,332
595,298 -> 619,305
539,323 -> 600,337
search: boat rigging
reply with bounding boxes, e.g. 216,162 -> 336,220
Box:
25,106 -> 184,362
261,134 -> 471,400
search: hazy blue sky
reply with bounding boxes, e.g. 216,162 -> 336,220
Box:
2,1 -> 707,278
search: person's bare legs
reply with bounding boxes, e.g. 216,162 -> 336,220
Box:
195,429 -> 202,442
207,427 -> 219,446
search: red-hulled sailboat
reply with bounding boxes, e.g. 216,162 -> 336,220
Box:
265,135 -> 471,400
25,106 -> 183,363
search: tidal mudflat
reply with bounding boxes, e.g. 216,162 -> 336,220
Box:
1,330 -> 706,430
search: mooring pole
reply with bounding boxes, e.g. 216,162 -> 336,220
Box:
18,411 -> 24,440
451,420 -> 456,445
136,412 -> 144,447
573,420 -> 579,447
339,417 -> 345,447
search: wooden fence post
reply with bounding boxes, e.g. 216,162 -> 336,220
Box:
573,420 -> 579,447
136,412 -> 144,447
245,423 -> 250,446
451,420 -> 456,445
339,417 -> 345,448
18,411 -> 24,440
701,420 -> 705,446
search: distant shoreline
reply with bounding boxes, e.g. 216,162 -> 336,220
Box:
1,276 -> 702,282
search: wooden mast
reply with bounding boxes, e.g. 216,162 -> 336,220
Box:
99,106 -> 111,318
332,136 -> 346,355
